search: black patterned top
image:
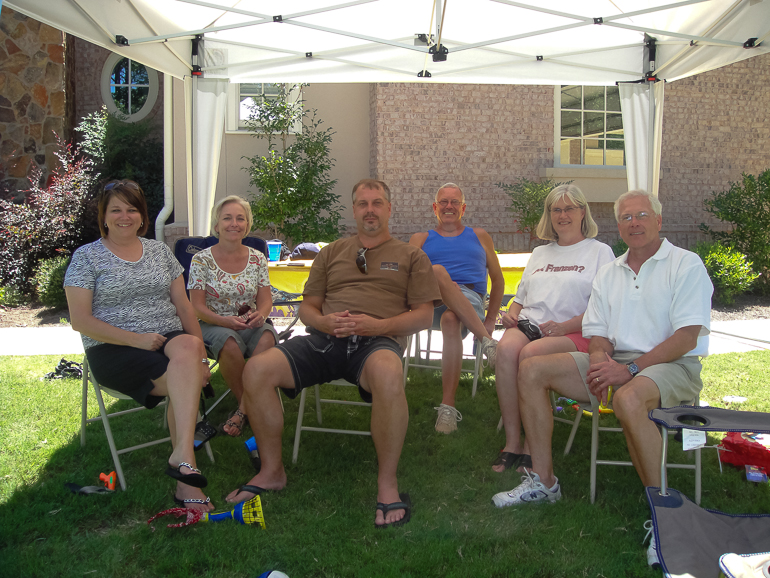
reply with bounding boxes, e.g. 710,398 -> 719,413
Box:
64,238 -> 184,349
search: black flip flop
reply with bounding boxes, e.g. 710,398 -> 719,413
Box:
165,462 -> 208,488
232,484 -> 269,502
492,451 -> 524,471
375,492 -> 411,529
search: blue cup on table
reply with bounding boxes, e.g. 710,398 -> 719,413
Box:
267,241 -> 282,262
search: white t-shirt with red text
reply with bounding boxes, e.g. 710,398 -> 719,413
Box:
513,238 -> 615,326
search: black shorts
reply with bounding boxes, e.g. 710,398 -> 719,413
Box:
275,329 -> 403,403
85,331 -> 186,409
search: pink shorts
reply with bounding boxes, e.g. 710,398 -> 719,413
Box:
565,332 -> 590,353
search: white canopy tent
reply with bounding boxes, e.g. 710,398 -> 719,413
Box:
6,0 -> 770,235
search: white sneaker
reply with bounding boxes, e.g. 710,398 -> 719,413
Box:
434,404 -> 462,434
480,336 -> 498,369
491,471 -> 562,507
643,520 -> 660,568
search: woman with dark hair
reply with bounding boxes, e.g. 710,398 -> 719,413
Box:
188,195 -> 277,437
492,184 -> 615,474
64,180 -> 214,512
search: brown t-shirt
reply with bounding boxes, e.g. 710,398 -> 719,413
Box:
303,236 -> 441,348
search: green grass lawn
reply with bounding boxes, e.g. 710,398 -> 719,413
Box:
1,352 -> 769,578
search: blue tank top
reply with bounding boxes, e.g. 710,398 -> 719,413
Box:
422,228 -> 488,294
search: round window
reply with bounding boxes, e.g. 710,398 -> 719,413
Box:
100,53 -> 159,122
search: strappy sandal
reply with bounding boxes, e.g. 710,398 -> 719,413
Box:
173,494 -> 211,507
165,462 -> 208,488
222,409 -> 248,437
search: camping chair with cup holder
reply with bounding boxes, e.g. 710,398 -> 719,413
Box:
645,405 -> 770,577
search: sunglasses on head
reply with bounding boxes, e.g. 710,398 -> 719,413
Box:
103,180 -> 140,194
356,247 -> 368,274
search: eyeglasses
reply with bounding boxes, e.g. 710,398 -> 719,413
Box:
619,211 -> 651,222
550,206 -> 579,215
437,199 -> 463,208
356,247 -> 368,274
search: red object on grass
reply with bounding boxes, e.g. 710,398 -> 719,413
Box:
719,432 -> 770,472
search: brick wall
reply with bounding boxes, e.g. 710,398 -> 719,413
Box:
0,6 -> 66,195
657,52 -> 770,249
370,83 -> 555,251
70,36 -> 164,139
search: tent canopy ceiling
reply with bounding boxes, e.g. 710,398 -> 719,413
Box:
7,0 -> 770,85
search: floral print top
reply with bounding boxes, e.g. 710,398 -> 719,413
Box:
187,246 -> 270,316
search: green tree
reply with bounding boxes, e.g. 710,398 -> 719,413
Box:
243,85 -> 341,247
700,169 -> 770,293
75,107 -> 165,237
496,178 -> 570,250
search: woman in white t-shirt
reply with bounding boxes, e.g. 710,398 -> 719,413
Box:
188,196 -> 277,437
493,185 -> 615,472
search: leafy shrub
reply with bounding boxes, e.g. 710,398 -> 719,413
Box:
496,178 -> 571,250
0,285 -> 28,307
34,254 -> 71,308
75,106 -> 166,237
611,238 -> 628,257
692,241 -> 759,305
243,85 -> 342,246
0,140 -> 99,295
700,169 -> 770,293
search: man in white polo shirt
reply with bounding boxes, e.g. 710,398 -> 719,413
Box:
492,190 -> 713,514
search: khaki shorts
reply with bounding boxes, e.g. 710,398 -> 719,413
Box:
568,351 -> 703,408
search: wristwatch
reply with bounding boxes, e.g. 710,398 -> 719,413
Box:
626,361 -> 640,377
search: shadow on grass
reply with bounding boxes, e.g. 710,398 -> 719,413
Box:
0,354 -> 768,577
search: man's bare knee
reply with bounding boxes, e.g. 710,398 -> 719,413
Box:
612,381 -> 657,423
361,351 -> 403,398
244,349 -> 290,392
518,356 -> 551,393
440,310 -> 462,334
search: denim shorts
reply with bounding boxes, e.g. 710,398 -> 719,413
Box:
432,284 -> 485,339
199,320 -> 278,359
275,328 -> 403,403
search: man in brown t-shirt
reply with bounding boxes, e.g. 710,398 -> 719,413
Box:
225,179 -> 441,529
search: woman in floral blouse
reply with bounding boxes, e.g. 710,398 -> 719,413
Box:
188,196 -> 277,436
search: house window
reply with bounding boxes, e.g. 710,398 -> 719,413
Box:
557,85 -> 624,166
100,53 -> 159,123
226,83 -> 301,133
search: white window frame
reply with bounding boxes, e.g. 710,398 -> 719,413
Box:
100,53 -> 159,123
225,83 -> 302,134
553,85 -> 625,168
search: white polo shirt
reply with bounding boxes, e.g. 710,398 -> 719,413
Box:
582,239 -> 713,357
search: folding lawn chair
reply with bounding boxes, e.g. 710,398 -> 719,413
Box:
554,392 -> 703,505
646,405 -> 770,577
80,356 -> 215,491
291,346 -> 412,464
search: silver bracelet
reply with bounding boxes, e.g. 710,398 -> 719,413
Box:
201,358 -> 210,366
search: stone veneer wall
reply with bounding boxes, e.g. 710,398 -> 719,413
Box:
369,83 -> 555,251
0,6 -> 66,194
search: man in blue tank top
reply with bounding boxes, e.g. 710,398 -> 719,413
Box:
410,183 -> 504,433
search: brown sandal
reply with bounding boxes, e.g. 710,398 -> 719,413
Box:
222,409 -> 248,437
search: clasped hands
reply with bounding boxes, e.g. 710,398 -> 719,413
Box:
321,310 -> 382,338
586,352 -> 633,406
